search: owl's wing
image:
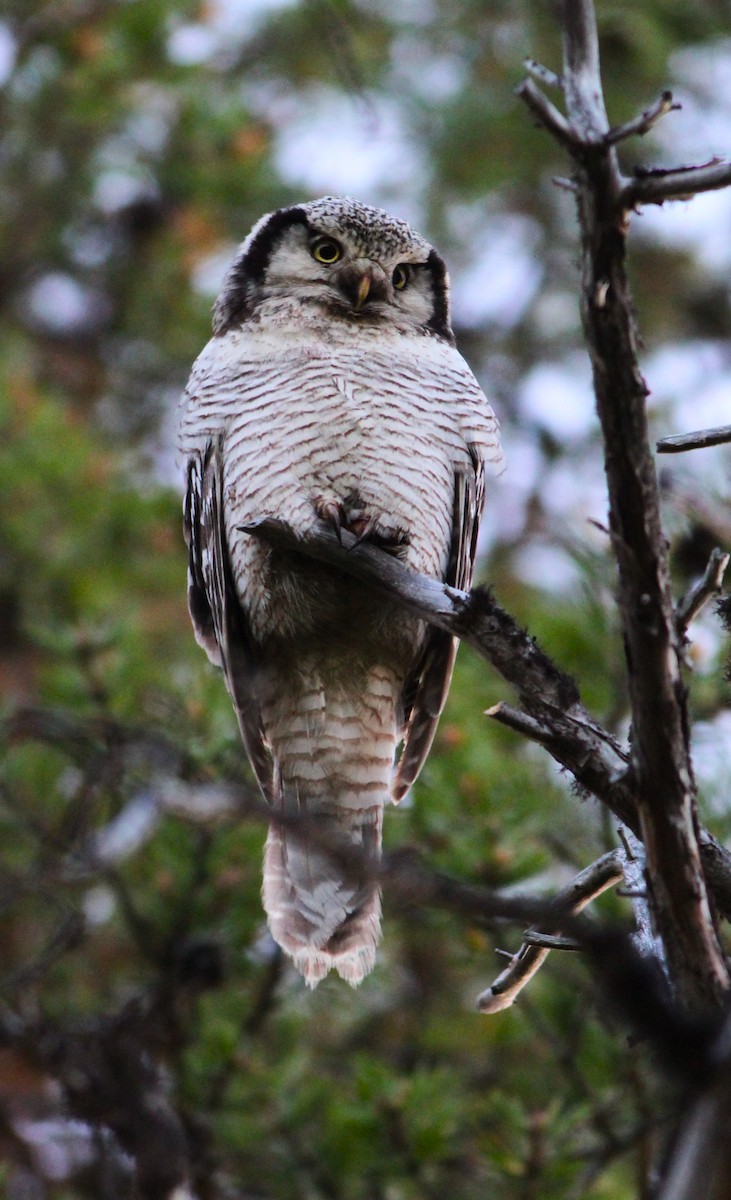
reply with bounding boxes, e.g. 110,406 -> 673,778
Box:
391,446 -> 484,803
184,437 -> 274,802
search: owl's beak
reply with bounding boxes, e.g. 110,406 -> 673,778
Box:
335,263 -> 389,311
354,275 -> 372,310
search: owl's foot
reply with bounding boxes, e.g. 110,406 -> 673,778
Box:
349,518 -> 410,558
316,497 -> 346,544
314,496 -> 409,555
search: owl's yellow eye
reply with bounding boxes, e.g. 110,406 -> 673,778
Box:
310,236 -> 342,265
392,264 -> 410,291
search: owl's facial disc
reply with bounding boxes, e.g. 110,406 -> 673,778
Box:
212,199 -> 455,341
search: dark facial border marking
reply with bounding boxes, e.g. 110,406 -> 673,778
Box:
213,206 -> 310,335
425,248 -> 454,343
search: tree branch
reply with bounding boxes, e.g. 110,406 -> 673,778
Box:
657,423 -> 731,455
604,90 -> 678,145
624,159 -> 731,208
477,850 -> 624,1014
676,549 -> 730,637
240,517 -> 731,924
522,57 -> 562,90
553,0 -> 730,1015
514,78 -> 577,148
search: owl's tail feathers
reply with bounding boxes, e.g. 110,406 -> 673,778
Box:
262,806 -> 383,988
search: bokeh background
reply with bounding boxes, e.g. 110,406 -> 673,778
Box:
1,2 -> 730,1197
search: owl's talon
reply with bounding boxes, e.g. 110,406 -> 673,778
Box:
350,521 -> 411,553
316,499 -> 345,544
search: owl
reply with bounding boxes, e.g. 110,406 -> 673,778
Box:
179,197 -> 502,987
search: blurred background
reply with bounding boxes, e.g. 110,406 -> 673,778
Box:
1,1 -> 730,1197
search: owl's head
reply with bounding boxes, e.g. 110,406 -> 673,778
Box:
213,197 -> 453,343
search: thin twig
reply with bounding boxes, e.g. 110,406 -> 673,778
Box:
484,701 -> 557,746
604,90 -> 678,145
486,699 -> 629,762
514,78 -> 577,148
553,175 -> 579,192
477,850 -> 624,1013
657,423 -> 731,454
676,549 -> 730,636
522,931 -> 584,951
523,57 -> 562,89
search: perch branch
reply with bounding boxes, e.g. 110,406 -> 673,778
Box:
240,517 -> 731,923
477,850 -> 624,1014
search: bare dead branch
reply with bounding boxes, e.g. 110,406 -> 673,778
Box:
523,57 -> 561,89
676,549 -> 730,636
553,175 -> 579,192
554,0 -> 730,1015
522,932 -> 583,950
624,159 -> 731,208
477,850 -> 624,1014
657,423 -> 731,454
514,78 -> 577,147
560,0 -> 612,144
605,90 -> 678,145
618,826 -> 664,966
484,700 -> 558,746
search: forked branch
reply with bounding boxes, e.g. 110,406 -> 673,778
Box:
477,850 -> 624,1014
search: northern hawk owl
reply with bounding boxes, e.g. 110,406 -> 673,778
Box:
179,197 -> 502,987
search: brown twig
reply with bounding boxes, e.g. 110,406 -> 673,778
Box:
657,423 -> 731,455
